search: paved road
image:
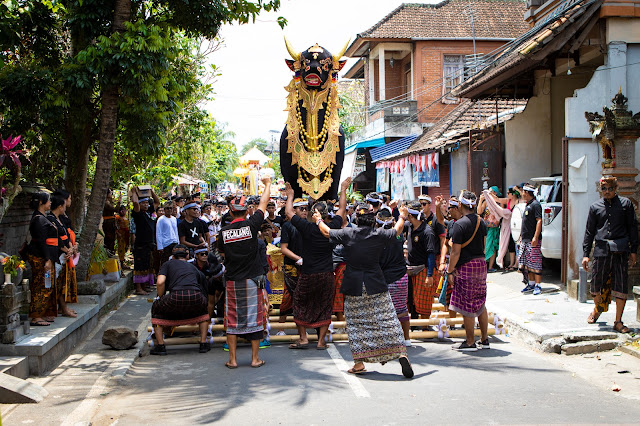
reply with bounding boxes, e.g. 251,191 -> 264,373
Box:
86,335 -> 640,425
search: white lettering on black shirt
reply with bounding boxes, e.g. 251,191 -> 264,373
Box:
222,226 -> 252,244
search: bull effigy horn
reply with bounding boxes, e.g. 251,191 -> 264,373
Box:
284,37 -> 300,61
333,39 -> 351,61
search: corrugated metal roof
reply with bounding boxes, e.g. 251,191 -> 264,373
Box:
369,134 -> 419,162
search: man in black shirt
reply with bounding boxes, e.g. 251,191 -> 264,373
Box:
192,247 -> 225,319
582,176 -> 638,333
264,200 -> 284,228
150,245 -> 211,355
178,202 -> 207,254
406,200 -> 439,320
131,188 -> 160,295
278,198 -> 306,324
217,177 -> 271,369
518,184 -> 543,295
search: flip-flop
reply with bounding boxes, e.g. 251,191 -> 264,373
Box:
587,311 -> 601,324
225,362 -> 238,369
399,356 -> 414,379
347,367 -> 367,375
251,360 -> 266,368
614,321 -> 631,334
316,345 -> 328,350
30,320 -> 51,327
289,342 -> 309,349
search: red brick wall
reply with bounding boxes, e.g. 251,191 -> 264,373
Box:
413,40 -> 510,124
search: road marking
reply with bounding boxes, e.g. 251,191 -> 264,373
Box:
60,310 -> 152,425
326,344 -> 370,398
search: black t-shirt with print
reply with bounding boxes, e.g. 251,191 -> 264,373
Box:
451,213 -> 487,268
290,214 -> 343,274
521,199 -> 542,242
217,210 -> 265,281
406,221 -> 439,266
178,218 -> 206,246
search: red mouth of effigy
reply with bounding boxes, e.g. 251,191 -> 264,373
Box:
304,73 -> 321,86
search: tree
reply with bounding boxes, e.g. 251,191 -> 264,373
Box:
240,138 -> 268,155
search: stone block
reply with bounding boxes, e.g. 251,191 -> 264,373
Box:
0,372 -> 48,403
2,326 -> 27,344
540,337 -> 566,353
634,286 -> 640,322
567,280 -> 578,300
561,339 -> 620,355
562,331 -> 619,342
102,326 -> 138,350
77,280 -> 106,295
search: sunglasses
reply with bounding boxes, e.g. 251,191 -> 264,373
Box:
197,252 -> 208,256
601,186 -> 615,192
447,206 -> 458,211
296,207 -> 308,211
420,202 -> 430,206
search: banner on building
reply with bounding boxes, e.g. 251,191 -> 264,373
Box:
391,164 -> 413,200
376,168 -> 389,193
412,153 -> 439,187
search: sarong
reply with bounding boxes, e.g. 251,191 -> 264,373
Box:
116,230 -> 130,264
518,241 -> 542,275
485,226 -> 500,260
151,289 -> 209,326
388,274 -> 409,321
103,218 -> 116,253
409,268 -> 436,316
56,262 -> 78,303
591,254 -> 629,312
449,258 -> 487,317
279,264 -> 298,313
344,285 -> 407,363
27,254 -> 58,318
133,243 -> 154,286
225,277 -> 265,338
293,271 -> 334,328
333,262 -> 346,313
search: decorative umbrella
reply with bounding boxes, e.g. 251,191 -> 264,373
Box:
239,147 -> 270,165
233,167 -> 248,177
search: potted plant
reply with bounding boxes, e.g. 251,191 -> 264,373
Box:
2,254 -> 26,285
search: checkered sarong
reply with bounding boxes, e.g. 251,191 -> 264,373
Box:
518,241 -> 542,274
225,277 -> 265,335
333,262 -> 346,312
449,258 -> 487,317
409,268 -> 436,316
151,289 -> 209,326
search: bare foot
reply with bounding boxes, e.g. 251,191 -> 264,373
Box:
44,316 -> 56,322
62,310 -> 77,318
135,290 -> 149,295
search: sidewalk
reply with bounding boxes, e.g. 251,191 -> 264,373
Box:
486,270 -> 639,351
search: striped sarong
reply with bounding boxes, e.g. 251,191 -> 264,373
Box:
225,276 -> 265,336
518,241 -> 542,275
151,289 -> 209,326
333,262 -> 346,313
449,258 -> 487,317
388,274 -> 409,321
409,268 -> 436,316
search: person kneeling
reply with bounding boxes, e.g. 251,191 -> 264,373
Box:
151,244 -> 211,355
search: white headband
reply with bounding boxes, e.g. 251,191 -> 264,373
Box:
523,185 -> 536,193
449,200 -> 459,207
407,208 -> 421,215
418,195 -> 432,202
376,217 -> 393,226
460,197 -> 476,207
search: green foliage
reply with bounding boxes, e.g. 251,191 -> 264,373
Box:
240,138 -> 268,155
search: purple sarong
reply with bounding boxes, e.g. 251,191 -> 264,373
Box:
449,258 -> 487,317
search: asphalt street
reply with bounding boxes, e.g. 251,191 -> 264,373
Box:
86,334 -> 640,425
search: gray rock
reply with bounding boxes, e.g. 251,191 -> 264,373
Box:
77,280 -> 106,295
562,331 -> 618,342
102,327 -> 138,350
540,337 -> 566,353
561,339 -> 619,355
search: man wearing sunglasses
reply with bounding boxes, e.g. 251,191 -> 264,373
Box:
278,198 -> 307,325
582,176 -> 638,333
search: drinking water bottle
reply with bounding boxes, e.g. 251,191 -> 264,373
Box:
44,271 -> 51,288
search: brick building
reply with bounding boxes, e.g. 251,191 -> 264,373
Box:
341,0 -> 528,194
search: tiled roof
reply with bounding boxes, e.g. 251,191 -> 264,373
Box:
453,0 -> 602,97
359,0 -> 529,40
387,98 -> 528,159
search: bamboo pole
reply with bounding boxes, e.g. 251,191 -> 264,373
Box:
150,328 -> 499,346
146,315 -> 496,333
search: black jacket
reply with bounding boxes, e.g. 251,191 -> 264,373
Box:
583,195 -> 638,257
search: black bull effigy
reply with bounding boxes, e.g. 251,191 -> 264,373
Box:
279,39 -> 348,201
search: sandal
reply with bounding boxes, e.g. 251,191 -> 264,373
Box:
288,342 -> 309,350
587,311 -> 601,324
225,362 -> 238,369
30,320 -> 51,327
347,366 -> 367,375
613,321 -> 630,334
251,360 -> 266,368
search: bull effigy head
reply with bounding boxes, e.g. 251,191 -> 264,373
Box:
284,39 -> 349,89
281,39 -> 349,200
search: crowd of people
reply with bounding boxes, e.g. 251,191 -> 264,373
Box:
23,173 -> 637,373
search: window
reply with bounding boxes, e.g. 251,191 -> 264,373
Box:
443,55 -> 467,102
